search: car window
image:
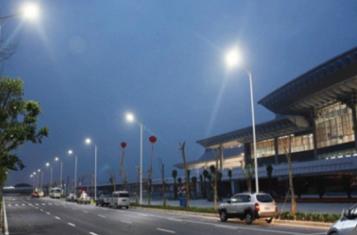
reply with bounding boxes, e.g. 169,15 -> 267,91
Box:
119,193 -> 129,198
232,195 -> 250,202
256,194 -> 273,203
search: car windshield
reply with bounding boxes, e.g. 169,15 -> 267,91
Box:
119,193 -> 129,198
256,194 -> 273,203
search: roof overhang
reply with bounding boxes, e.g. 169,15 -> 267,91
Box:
259,47 -> 357,115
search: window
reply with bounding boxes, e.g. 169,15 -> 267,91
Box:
256,194 -> 273,203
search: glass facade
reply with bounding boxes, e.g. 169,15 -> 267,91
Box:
315,102 -> 354,148
256,139 -> 274,158
278,134 -> 314,154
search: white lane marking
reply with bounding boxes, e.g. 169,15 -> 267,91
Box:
89,232 -> 99,235
48,203 -> 53,205
167,217 -> 183,222
41,203 -> 46,206
46,212 -> 51,215
40,209 -> 44,212
156,228 -> 176,234
3,198 -> 9,235
55,216 -> 61,220
214,224 -> 237,230
98,214 -> 106,218
83,210 -> 89,214
21,203 -> 25,206
120,220 -> 133,224
15,203 -> 18,206
35,203 -> 39,206
67,222 -> 76,227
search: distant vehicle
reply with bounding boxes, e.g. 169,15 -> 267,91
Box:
32,188 -> 44,198
32,191 -> 39,198
96,192 -> 111,207
49,187 -> 62,199
328,204 -> 357,235
109,191 -> 130,209
218,193 -> 277,224
66,193 -> 77,202
77,191 -> 91,204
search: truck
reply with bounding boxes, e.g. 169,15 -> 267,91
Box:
49,187 -> 62,199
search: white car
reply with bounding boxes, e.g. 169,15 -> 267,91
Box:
49,187 -> 62,199
66,193 -> 77,202
110,191 -> 130,209
328,205 -> 357,235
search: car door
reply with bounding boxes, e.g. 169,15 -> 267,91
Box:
344,207 -> 357,235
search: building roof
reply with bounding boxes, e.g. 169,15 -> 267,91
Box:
197,115 -> 310,148
259,47 -> 357,115
175,147 -> 244,169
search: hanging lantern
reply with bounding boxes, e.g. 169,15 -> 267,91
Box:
149,135 -> 157,144
120,142 -> 127,149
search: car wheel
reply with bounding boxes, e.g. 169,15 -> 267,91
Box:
219,210 -> 228,222
266,217 -> 273,224
244,212 -> 254,225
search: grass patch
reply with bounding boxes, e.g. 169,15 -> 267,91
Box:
130,203 -> 217,214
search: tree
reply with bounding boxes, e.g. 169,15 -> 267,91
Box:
266,164 -> 273,193
191,176 -> 197,199
0,78 -> 48,199
240,160 -> 253,193
209,165 -> 218,208
284,135 -> 297,217
227,169 -> 233,196
171,169 -> 178,199
179,142 -> 190,208
202,169 -> 210,199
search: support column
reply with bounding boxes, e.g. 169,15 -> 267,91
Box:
349,102 -> 357,150
274,137 -> 279,164
219,144 -> 224,171
310,111 -> 318,160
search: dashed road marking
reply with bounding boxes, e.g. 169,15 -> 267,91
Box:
89,232 -> 99,235
55,216 -> 61,220
214,224 -> 237,230
83,210 -> 89,214
46,212 -> 51,215
120,220 -> 133,224
156,228 -> 176,234
167,218 -> 183,222
67,222 -> 76,227
98,214 -> 106,218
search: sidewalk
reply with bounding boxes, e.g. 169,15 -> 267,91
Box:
140,198 -> 353,214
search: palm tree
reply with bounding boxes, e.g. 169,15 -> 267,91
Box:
240,160 -> 253,193
227,169 -> 233,196
191,176 -> 197,199
202,169 -> 209,199
266,165 -> 273,193
172,169 -> 178,199
209,165 -> 218,209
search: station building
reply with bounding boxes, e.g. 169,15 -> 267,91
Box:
180,47 -> 357,198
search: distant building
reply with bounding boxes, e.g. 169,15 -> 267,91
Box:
177,47 -> 357,198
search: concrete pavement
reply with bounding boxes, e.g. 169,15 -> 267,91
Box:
5,195 -> 329,235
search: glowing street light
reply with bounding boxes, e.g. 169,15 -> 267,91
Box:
125,111 -> 144,205
224,45 -> 260,193
84,138 -> 98,201
20,2 -> 40,22
67,149 -> 78,195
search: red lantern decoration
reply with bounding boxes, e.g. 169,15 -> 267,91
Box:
120,142 -> 127,149
149,135 -> 157,144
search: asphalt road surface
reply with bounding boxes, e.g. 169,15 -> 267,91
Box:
5,195 -> 328,235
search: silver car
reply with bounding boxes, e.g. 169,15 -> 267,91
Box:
328,205 -> 357,235
218,193 -> 277,224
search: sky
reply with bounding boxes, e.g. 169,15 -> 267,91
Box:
1,0 -> 357,186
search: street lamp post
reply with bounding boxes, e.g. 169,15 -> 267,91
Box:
125,112 -> 144,205
85,138 -> 98,201
68,149 -> 78,195
54,156 -> 63,188
37,169 -> 41,189
224,46 -> 259,193
45,162 -> 52,191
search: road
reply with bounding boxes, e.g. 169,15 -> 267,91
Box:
5,195 -> 328,235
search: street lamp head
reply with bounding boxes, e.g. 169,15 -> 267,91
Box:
33,172 -> 36,175
125,112 -> 135,123
85,138 -> 92,145
45,162 -> 50,167
37,169 -> 41,172
30,174 -> 33,178
224,46 -> 243,70
54,156 -> 59,162
67,149 -> 73,155
20,2 -> 40,22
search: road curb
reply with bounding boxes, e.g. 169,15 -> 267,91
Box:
132,206 -> 332,229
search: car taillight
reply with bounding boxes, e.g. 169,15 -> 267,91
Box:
255,203 -> 260,212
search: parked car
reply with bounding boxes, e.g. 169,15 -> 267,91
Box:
109,191 -> 130,209
96,192 -> 111,207
66,193 -> 77,202
32,191 -> 40,198
218,193 -> 277,224
328,205 -> 357,235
